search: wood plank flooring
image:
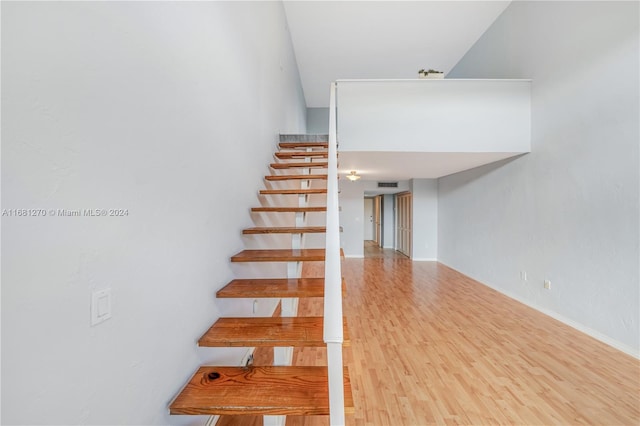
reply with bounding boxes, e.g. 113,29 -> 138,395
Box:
285,249 -> 640,425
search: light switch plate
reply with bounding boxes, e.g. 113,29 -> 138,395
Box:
91,288 -> 112,326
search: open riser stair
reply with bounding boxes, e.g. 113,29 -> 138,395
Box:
170,133 -> 352,423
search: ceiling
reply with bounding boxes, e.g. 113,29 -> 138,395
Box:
283,1 -> 511,107
339,151 -> 523,182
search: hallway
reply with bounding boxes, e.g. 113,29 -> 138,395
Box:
363,240 -> 407,259
287,259 -> 640,425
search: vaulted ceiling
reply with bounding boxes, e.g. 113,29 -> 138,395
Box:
283,1 -> 511,108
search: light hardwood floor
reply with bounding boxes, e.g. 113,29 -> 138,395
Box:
286,247 -> 640,426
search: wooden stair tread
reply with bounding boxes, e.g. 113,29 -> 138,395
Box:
279,142 -> 328,149
275,151 -> 328,159
231,249 -> 344,262
217,278 -> 347,298
169,366 -> 354,416
251,207 -> 327,213
243,226 -> 326,234
260,188 -> 327,195
198,316 -> 349,347
265,174 -> 328,181
271,162 -> 328,169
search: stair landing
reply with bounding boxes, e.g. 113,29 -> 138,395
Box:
169,366 -> 354,416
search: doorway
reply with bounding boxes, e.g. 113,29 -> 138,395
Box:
364,196 -> 383,247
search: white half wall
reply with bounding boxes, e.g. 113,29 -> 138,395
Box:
337,79 -> 531,153
2,2 -> 306,424
440,1 -> 639,355
410,179 -> 438,261
339,180 -> 365,257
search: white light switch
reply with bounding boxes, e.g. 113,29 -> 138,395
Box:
91,288 -> 112,326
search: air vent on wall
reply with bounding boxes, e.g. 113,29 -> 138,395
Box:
377,182 -> 398,188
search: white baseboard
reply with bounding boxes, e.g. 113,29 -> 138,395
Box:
412,257 -> 438,261
344,254 -> 364,258
438,261 -> 640,359
383,245 -> 394,249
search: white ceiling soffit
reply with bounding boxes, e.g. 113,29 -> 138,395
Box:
283,1 -> 511,107
338,151 -> 522,181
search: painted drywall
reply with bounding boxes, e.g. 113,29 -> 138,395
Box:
410,179 -> 438,261
306,107 -> 330,134
2,2 -> 306,425
383,194 -> 395,249
338,180 -> 365,257
440,1 -> 639,355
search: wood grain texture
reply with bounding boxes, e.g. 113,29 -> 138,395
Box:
243,227 -> 326,235
271,162 -> 328,169
265,175 -> 328,181
275,152 -> 328,159
260,188 -> 327,195
230,249 -> 327,262
279,142 -> 329,149
287,253 -> 640,426
169,366 -> 354,416
198,317 -> 349,347
251,207 -> 327,213
216,278 -> 346,299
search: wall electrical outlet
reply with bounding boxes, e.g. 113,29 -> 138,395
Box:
520,271 -> 527,281
544,280 -> 551,290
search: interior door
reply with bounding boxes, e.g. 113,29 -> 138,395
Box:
374,195 -> 382,247
364,198 -> 374,240
395,192 -> 412,257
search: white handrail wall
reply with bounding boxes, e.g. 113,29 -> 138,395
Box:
324,82 -> 345,425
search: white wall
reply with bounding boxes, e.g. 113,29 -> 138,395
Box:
338,180 -> 365,257
440,1 -> 639,355
410,179 -> 438,261
306,107 -> 330,134
2,2 -> 306,425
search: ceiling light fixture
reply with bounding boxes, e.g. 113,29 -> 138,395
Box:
346,171 -> 361,181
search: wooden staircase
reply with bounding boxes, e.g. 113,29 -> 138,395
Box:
170,134 -> 353,423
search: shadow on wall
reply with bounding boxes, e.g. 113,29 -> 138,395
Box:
438,154 -> 527,194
